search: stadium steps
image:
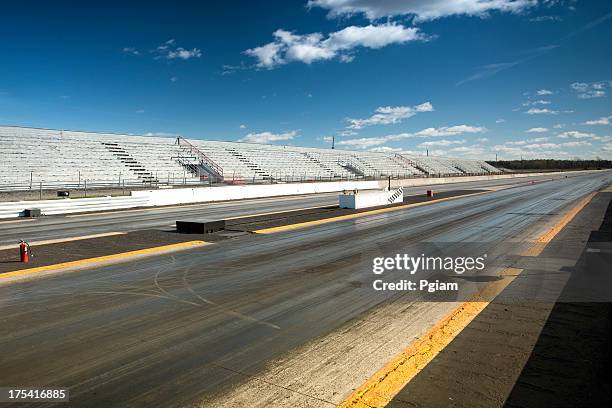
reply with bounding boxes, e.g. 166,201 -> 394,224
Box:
395,154 -> 430,175
338,158 -> 365,177
225,148 -> 272,180
301,152 -> 340,178
101,142 -> 158,183
351,154 -> 378,176
391,155 -> 424,175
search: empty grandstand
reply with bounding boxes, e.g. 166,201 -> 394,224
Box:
0,126 -> 500,190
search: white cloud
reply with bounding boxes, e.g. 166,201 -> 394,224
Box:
170,76 -> 178,82
143,131 -> 181,137
571,81 -> 612,99
167,48 -> 202,60
584,116 -> 611,125
553,123 -> 565,129
239,124 -> 247,129
526,127 -> 548,133
524,143 -> 561,149
560,141 -> 591,147
493,139 -> 580,159
536,89 -> 553,95
414,125 -> 486,137
419,139 -> 465,147
245,23 -> 426,68
495,118 -> 506,123
492,133 -> 606,159
557,131 -> 610,142
449,145 -> 486,156
308,0 -> 537,22
505,136 -> 549,146
522,99 -> 551,106
558,131 -> 595,139
529,15 -> 563,22
135,109 -> 145,114
476,137 -> 489,143
337,124 -> 485,148
122,47 -> 140,55
337,137 -> 390,148
369,146 -> 404,153
346,102 -> 433,129
526,108 -> 559,115
338,129 -> 358,136
238,130 -> 298,143
153,39 -> 202,60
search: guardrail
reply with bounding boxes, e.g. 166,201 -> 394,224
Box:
0,177 -> 210,193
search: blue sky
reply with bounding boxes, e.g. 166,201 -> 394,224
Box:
1,0 -> 611,159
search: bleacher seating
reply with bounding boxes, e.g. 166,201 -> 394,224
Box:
0,125 -> 500,190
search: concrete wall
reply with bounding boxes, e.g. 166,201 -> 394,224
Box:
132,180 -> 381,206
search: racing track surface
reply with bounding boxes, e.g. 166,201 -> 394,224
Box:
0,172 -> 610,407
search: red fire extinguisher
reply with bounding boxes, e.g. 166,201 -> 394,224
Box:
19,240 -> 31,263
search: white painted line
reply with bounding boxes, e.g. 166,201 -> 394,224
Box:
0,218 -> 37,225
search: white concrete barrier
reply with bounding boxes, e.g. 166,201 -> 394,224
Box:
339,187 -> 403,209
132,180 -> 381,207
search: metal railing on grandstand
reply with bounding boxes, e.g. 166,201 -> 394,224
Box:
219,170 -> 504,185
0,170 -> 504,192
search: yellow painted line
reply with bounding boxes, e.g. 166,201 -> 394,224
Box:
254,191 -> 492,234
0,240 -> 207,282
337,190 -> 596,408
523,191 -> 596,257
0,232 -> 127,251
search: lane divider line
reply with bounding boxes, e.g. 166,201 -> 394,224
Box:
254,191 -> 492,234
0,232 -> 128,251
523,191 -> 596,257
0,240 -> 208,282
337,190 -> 597,408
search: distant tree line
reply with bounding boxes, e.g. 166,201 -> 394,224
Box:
487,159 -> 612,171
